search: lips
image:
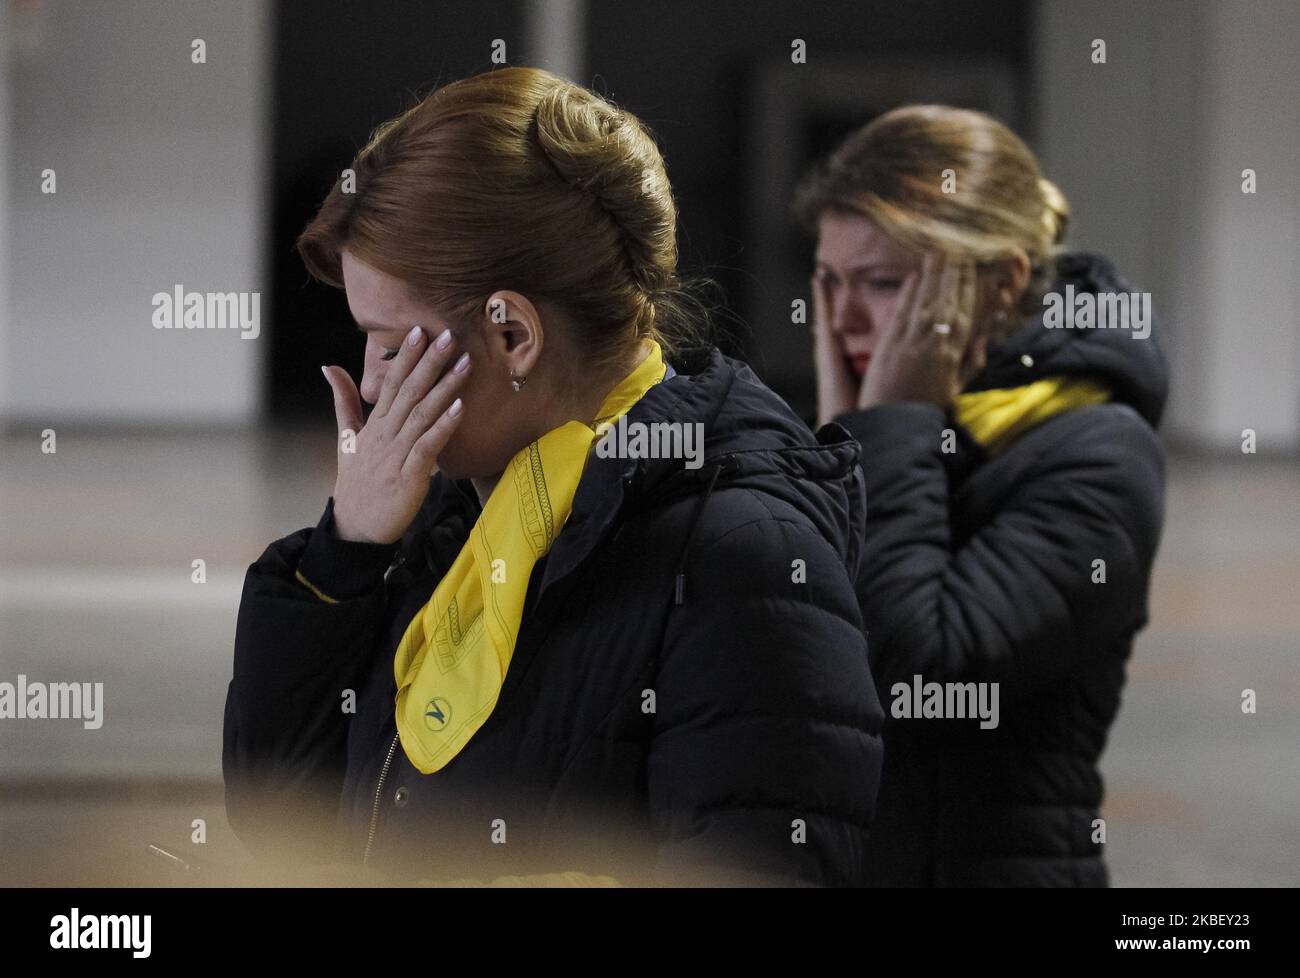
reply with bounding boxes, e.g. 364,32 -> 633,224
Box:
849,353 -> 871,376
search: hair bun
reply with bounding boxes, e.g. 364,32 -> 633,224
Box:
1038,176 -> 1071,248
533,85 -> 677,296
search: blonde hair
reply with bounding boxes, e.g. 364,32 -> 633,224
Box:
297,66 -> 707,373
793,104 -> 1070,332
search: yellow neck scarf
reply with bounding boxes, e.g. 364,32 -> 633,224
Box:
954,376 -> 1109,455
393,340 -> 667,774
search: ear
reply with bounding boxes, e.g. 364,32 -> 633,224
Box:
1000,250 -> 1032,309
976,250 -> 1032,319
481,290 -> 545,383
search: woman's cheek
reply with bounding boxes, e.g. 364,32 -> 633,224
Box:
875,296 -> 900,331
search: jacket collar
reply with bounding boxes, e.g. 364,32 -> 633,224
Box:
409,346 -> 862,603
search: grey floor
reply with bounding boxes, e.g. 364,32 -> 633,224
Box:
1,428 -> 1297,885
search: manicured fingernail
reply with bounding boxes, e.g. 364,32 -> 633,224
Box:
407,326 -> 423,346
320,365 -> 329,381
436,329 -> 453,350
448,397 -> 463,417
453,352 -> 471,374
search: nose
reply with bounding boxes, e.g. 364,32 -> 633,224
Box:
359,359 -> 386,405
829,287 -> 869,338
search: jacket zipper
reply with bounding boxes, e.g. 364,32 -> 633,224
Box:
363,542 -> 408,866
363,731 -> 399,865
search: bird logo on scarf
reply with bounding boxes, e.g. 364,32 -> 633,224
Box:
424,697 -> 452,732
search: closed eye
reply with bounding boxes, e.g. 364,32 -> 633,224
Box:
380,348 -> 400,361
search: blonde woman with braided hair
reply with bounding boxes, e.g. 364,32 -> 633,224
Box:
224,67 -> 884,886
796,105 -> 1168,886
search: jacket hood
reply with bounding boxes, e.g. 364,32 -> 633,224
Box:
967,251 -> 1169,428
574,347 -> 866,586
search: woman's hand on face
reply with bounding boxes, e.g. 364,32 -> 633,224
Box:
322,326 -> 471,545
857,252 -> 981,410
810,272 -> 858,427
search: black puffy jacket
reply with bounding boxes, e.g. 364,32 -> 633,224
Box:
223,347 -> 884,886
835,252 -> 1168,887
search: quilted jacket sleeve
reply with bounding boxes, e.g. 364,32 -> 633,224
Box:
836,402 -> 1165,705
222,496 -> 398,862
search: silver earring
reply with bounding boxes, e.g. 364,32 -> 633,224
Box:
510,370 -> 527,392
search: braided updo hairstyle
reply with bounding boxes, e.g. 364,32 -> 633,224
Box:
298,66 -> 707,375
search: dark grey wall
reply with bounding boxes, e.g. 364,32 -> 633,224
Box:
270,1 -> 524,419
583,0 -> 1033,417
270,0 -> 1031,421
